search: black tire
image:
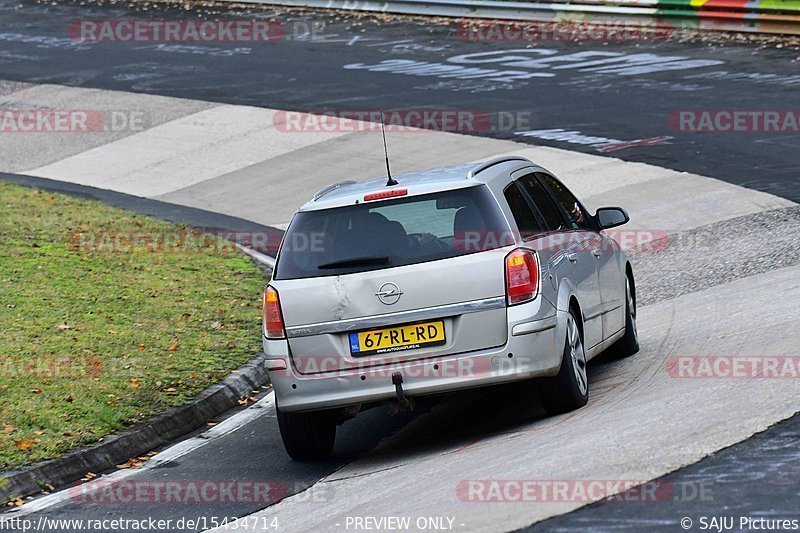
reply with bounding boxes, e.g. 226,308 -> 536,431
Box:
540,308 -> 589,415
276,405 -> 336,461
607,274 -> 639,360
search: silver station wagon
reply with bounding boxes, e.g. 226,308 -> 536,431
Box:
263,156 -> 638,459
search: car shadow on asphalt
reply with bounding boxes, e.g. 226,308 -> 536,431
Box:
334,358 -> 620,463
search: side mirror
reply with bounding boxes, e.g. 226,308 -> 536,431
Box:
595,207 -> 630,229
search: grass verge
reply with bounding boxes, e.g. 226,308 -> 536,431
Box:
0,181 -> 266,470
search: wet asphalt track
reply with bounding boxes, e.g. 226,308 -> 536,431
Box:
0,0 -> 798,201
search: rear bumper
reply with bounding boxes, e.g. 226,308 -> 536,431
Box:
264,312 -> 563,413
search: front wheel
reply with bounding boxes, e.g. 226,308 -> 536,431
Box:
276,406 -> 336,461
540,308 -> 589,415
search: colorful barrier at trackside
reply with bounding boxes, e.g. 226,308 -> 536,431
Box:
537,0 -> 800,34
243,0 -> 800,34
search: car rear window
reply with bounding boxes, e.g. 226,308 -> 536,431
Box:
273,185 -> 509,280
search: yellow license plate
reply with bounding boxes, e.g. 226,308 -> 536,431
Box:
349,320 -> 446,356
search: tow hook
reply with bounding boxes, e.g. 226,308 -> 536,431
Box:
391,372 -> 412,412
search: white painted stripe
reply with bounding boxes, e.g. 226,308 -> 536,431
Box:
8,393 -> 275,517
0,83 -> 212,174
28,106 -> 348,197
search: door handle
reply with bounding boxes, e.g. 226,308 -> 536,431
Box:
566,253 -> 578,263
591,249 -> 602,257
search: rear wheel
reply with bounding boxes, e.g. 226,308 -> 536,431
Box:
607,275 -> 639,359
541,308 -> 589,415
276,406 -> 336,461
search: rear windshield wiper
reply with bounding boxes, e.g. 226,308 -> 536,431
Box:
317,256 -> 390,270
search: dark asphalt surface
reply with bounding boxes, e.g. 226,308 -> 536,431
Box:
1,0 -> 799,530
527,412 -> 800,533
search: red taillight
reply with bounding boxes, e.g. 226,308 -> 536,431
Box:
364,189 -> 407,202
263,286 -> 285,339
505,248 -> 539,305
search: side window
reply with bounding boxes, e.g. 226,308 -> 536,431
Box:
503,184 -> 542,239
537,173 -> 592,230
517,173 -> 565,231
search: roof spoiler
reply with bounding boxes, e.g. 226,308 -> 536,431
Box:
467,156 -> 532,179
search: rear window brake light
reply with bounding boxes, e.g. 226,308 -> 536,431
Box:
364,189 -> 407,202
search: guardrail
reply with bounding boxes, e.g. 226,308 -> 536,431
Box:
237,0 -> 800,34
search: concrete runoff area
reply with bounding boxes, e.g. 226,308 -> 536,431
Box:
0,83 -> 792,232
0,84 -> 214,173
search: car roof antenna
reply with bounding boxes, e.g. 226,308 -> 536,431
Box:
380,110 -> 398,186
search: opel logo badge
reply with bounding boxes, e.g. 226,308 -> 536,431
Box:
375,282 -> 403,305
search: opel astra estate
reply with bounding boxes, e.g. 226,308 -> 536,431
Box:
263,156 -> 638,459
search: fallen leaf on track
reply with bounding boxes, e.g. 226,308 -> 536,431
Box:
116,456 -> 151,469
